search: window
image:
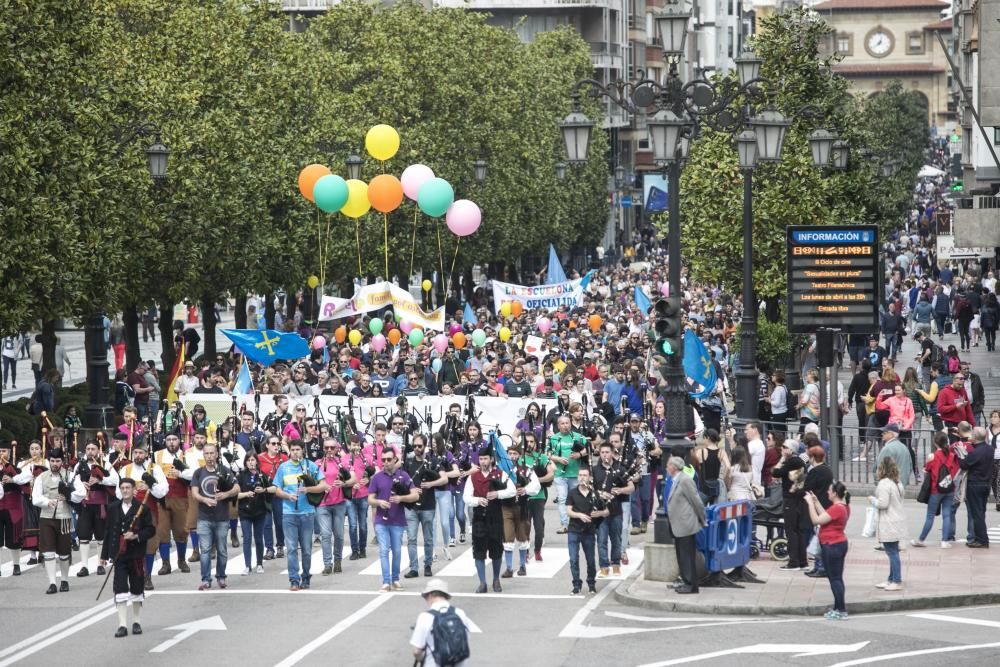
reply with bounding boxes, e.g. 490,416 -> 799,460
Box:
836,33 -> 852,56
907,31 -> 925,55
728,27 -> 734,58
994,128 -> 1000,146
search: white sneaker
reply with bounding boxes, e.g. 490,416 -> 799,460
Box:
443,546 -> 452,561
884,582 -> 903,591
910,539 -> 925,547
851,456 -> 865,462
941,541 -> 953,549
874,581 -> 889,589
255,564 -> 264,574
241,568 -> 251,576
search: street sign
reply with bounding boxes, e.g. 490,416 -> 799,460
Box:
786,226 -> 880,334
621,195 -> 633,207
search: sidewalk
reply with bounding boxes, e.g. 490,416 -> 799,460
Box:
616,525 -> 1000,615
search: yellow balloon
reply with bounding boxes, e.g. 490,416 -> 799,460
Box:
422,280 -> 432,292
341,179 -> 371,219
348,329 -> 362,346
499,302 -> 511,318
499,326 -> 511,342
365,124 -> 400,162
307,275 -> 319,289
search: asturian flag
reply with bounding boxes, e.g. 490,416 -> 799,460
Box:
222,329 -> 310,367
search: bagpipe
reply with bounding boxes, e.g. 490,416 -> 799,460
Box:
97,487 -> 155,601
298,463 -> 325,508
1,448 -> 20,492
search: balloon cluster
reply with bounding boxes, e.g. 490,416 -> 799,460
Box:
296,124 -> 483,236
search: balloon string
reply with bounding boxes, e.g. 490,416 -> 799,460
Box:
383,212 -> 389,280
355,217 -> 362,277
450,236 -> 461,276
409,208 -> 418,281
436,220 -> 445,299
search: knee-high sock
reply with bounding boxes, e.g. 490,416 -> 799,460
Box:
504,548 -> 512,570
474,559 -> 486,584
519,548 -> 528,567
190,532 -> 199,551
79,541 -> 91,567
9,548 -> 21,566
145,554 -> 155,574
159,543 -> 171,563
43,556 -> 57,585
491,557 -> 502,581
176,540 -> 187,562
58,556 -> 69,579
132,601 -> 142,623
116,602 -> 128,628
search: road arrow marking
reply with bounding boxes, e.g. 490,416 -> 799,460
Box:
149,615 -> 227,654
636,642 -> 870,666
909,613 -> 1000,629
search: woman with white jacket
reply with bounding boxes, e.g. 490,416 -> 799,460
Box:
870,457 -> 907,591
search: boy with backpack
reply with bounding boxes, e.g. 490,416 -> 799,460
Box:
410,578 -> 471,667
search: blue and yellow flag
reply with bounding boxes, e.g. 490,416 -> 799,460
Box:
222,329 -> 309,367
463,302 -> 478,326
634,286 -> 653,317
682,329 -> 717,400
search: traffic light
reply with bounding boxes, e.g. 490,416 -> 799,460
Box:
653,296 -> 682,357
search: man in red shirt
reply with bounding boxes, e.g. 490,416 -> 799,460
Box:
937,373 -> 974,430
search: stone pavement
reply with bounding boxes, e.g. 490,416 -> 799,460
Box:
617,521 -> 1000,616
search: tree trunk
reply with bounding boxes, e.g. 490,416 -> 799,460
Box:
463,266 -> 474,302
264,293 -> 276,329
123,304 -> 141,372
40,319 -> 57,374
764,298 -> 781,324
285,286 -> 297,323
201,294 -> 217,359
159,301 -> 176,373
234,294 -> 248,329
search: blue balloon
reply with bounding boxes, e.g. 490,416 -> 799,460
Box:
313,174 -> 349,213
431,358 -> 442,373
417,178 -> 455,218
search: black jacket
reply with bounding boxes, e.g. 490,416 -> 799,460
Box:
101,499 -> 156,561
967,372 -> 986,415
771,456 -> 806,499
804,463 -> 834,509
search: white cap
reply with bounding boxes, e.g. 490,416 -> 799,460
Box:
422,578 -> 451,598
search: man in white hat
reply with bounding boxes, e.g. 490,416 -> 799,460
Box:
410,578 -> 472,667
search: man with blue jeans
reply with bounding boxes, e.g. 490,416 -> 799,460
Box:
345,438 -> 370,560
368,449 -> 419,592
190,443 -> 240,591
403,435 -> 448,578
626,414 -> 656,535
273,440 -> 328,591
315,438 -> 357,575
566,468 -> 608,595
549,415 -> 585,534
592,443 -> 634,577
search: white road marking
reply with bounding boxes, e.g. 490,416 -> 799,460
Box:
558,579 -> 622,638
826,642 -> 1000,667
149,615 -> 227,654
0,602 -> 118,666
0,600 -> 114,660
603,611 -> 756,623
909,613 -> 1000,629
146,588 -> 576,600
636,642 -> 870,666
273,594 -> 394,667
0,551 -> 39,577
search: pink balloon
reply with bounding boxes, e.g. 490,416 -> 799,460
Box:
432,333 -> 449,354
445,199 -> 482,237
371,333 -> 386,353
399,320 -> 414,334
312,335 -> 326,351
537,317 -> 552,334
660,283 -> 670,296
448,323 -> 462,336
401,164 -> 435,202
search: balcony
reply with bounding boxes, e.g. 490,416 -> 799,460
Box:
281,0 -> 339,11
589,42 -> 624,70
435,0 -> 618,7
954,196 -> 1000,247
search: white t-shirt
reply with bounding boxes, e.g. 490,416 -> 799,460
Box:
409,600 -> 471,667
748,437 -> 765,486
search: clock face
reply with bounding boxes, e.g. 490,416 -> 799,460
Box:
866,30 -> 893,57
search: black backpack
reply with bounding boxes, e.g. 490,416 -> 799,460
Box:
928,343 -> 944,367
429,607 -> 470,667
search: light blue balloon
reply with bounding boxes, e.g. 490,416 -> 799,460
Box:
313,174 -> 349,213
417,178 -> 455,218
432,358 -> 442,373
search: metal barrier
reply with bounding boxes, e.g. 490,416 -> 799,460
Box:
694,500 -> 752,573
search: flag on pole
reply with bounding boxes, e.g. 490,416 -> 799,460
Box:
165,342 -> 186,404
222,329 -> 310,367
234,355 -> 254,395
683,329 -> 717,400
492,431 -> 515,481
463,303 -> 478,326
546,244 -> 567,285
634,286 -> 653,317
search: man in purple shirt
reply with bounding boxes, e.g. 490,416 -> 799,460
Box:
368,449 -> 419,592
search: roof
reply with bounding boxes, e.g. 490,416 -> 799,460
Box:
832,63 -> 946,76
924,18 -> 953,30
812,0 -> 949,10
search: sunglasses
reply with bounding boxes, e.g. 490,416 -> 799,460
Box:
323,446 -> 337,451
381,457 -> 394,463
268,441 -> 280,445
295,408 -> 306,412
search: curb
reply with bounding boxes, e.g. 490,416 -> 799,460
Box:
613,569 -> 1000,616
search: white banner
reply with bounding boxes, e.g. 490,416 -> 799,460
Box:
181,395 -> 557,439
318,281 -> 445,331
491,271 -> 593,314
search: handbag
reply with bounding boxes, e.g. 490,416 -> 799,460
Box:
806,533 -> 821,558
862,505 -> 878,538
916,473 -> 931,504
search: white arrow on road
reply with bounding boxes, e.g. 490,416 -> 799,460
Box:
637,642 -> 870,666
149,615 -> 227,654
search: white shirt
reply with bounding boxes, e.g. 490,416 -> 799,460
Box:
748,437 -> 765,486
409,600 -> 472,667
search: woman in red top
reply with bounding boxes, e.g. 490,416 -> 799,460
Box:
912,432 -> 959,548
806,481 -> 851,620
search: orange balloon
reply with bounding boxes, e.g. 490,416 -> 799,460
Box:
334,325 -> 347,344
588,314 -> 603,333
452,332 -> 467,349
387,329 -> 401,346
510,301 -> 523,317
298,164 -> 331,202
367,174 -> 404,213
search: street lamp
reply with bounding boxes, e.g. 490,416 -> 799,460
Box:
808,129 -> 836,168
346,153 -> 363,180
474,157 -> 488,183
560,104 -> 595,165
831,140 -> 850,170
647,109 -> 687,165
736,130 -> 758,170
734,51 -> 763,87
750,108 -> 790,162
614,164 -> 626,187
146,136 -> 170,182
653,2 -> 691,57
555,161 -> 567,182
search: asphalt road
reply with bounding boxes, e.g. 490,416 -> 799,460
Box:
1,501 -> 998,666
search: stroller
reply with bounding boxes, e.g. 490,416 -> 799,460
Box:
750,483 -> 789,561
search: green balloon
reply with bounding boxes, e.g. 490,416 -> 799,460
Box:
369,317 -> 384,335
408,329 -> 424,346
471,329 -> 486,348
313,174 -> 349,213
416,178 -> 454,218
